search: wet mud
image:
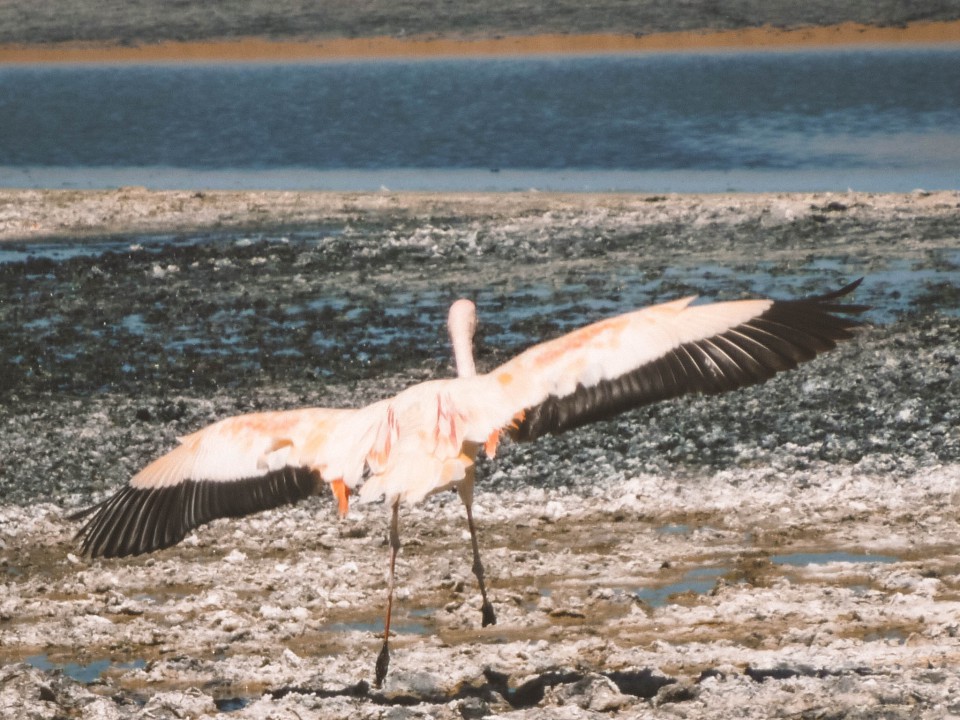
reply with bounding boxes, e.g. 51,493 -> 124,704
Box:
1,190 -> 959,718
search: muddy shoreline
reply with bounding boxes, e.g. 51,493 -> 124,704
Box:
2,0 -> 960,65
1,190 -> 959,718
2,22 -> 960,65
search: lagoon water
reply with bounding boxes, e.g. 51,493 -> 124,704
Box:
1,48 -> 959,192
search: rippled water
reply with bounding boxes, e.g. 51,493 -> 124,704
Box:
1,48 -> 958,191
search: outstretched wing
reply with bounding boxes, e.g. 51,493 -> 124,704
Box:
70,407 -> 358,558
487,279 -> 868,442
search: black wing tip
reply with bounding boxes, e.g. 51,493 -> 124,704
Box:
801,277 -> 869,313
825,276 -> 864,298
70,467 -> 319,559
66,503 -> 101,523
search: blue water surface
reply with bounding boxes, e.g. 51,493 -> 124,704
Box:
1,48 -> 958,191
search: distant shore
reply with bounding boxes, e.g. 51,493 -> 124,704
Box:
1,21 -> 959,64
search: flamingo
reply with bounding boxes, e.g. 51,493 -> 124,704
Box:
70,279 -> 867,685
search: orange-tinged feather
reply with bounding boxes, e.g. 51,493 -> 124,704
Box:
370,408 -> 398,467
531,315 -> 630,368
484,430 -> 500,458
331,479 -> 350,517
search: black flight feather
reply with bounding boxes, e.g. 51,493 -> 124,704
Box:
69,466 -> 320,558
511,279 -> 867,442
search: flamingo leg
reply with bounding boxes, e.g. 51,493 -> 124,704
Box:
458,469 -> 497,627
375,499 -> 401,687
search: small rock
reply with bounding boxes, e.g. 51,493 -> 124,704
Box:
458,696 -> 490,719
656,678 -> 700,705
548,607 -> 586,619
223,549 -> 247,564
587,675 -> 633,712
546,674 -> 631,712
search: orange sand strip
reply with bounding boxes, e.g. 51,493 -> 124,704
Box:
0,21 -> 959,64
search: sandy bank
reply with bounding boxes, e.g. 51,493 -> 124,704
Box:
1,21 -> 959,64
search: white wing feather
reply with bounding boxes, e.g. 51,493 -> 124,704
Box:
130,408 -> 356,489
488,297 -> 773,414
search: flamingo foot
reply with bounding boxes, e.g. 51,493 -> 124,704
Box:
374,641 -> 390,688
481,600 -> 497,627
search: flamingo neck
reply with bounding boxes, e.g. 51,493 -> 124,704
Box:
452,330 -> 477,377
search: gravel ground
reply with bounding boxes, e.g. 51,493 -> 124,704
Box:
2,1 -> 960,46
1,190 -> 959,718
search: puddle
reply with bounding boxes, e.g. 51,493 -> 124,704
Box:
215,697 -> 250,712
655,524 -> 722,537
0,232 -> 340,266
25,653 -> 146,684
0,240 -> 137,265
323,610 -> 433,637
864,628 -> 908,644
633,567 -> 729,608
656,524 -> 693,535
630,550 -> 900,609
771,551 -> 900,567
